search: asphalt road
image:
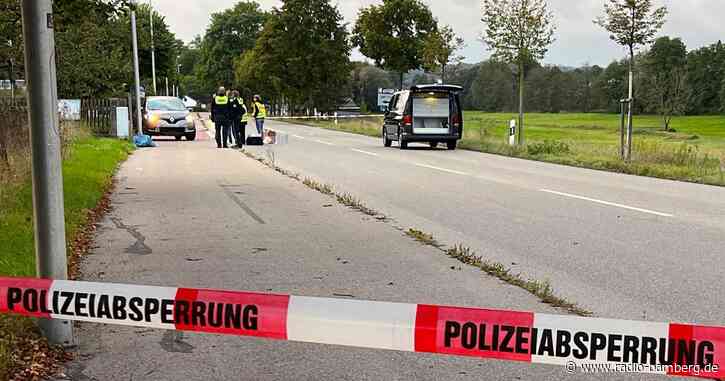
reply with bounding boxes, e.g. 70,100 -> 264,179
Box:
65,127 -> 657,380
246,118 -> 725,328
61,119 -> 712,380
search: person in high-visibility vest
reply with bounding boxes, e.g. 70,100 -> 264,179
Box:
228,90 -> 247,148
252,94 -> 266,138
211,87 -> 231,148
240,98 -> 249,144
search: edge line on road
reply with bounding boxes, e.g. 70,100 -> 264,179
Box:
414,163 -> 468,176
313,139 -> 335,146
351,149 -> 379,157
539,189 -> 674,217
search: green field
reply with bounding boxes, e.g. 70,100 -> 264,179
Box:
294,112 -> 725,186
0,131 -> 133,379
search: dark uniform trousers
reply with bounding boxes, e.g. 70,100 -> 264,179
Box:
216,120 -> 232,148
232,120 -> 247,146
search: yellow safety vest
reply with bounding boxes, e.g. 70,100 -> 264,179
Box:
241,104 -> 249,122
254,102 -> 267,119
215,96 -> 228,105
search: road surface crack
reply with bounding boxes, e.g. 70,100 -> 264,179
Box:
110,217 -> 152,255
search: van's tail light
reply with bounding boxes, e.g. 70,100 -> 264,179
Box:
402,115 -> 412,126
451,114 -> 461,128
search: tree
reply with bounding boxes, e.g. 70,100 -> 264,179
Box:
197,1 -> 268,94
685,41 -> 725,115
236,0 -> 351,113
0,0 -> 133,97
721,77 -> 725,114
642,37 -> 688,131
352,0 -> 437,88
422,25 -> 465,83
595,0 -> 667,159
349,62 -> 394,112
447,63 -> 480,109
470,60 -> 514,112
481,0 -> 556,144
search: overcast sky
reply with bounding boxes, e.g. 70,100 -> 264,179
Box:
150,0 -> 725,67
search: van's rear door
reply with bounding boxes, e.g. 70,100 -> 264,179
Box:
411,92 -> 451,135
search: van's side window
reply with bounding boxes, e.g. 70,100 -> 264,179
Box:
396,92 -> 409,115
388,95 -> 398,113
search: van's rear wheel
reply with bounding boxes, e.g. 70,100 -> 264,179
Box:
447,141 -> 457,150
399,138 -> 408,150
175,135 -> 182,141
429,141 -> 439,149
383,130 -> 391,147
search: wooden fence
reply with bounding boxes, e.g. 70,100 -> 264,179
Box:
0,97 -> 29,169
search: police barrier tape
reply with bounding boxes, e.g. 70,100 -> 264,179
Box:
1,277 -> 723,379
266,114 -> 383,120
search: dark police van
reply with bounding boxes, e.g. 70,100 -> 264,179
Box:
382,84 -> 463,150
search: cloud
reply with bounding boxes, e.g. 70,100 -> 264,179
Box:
149,0 -> 725,67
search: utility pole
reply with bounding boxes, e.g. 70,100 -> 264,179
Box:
149,0 -> 157,95
130,1 -> 143,135
165,76 -> 169,96
20,0 -> 74,346
7,40 -> 15,101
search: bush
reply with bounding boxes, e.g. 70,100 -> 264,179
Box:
526,140 -> 571,156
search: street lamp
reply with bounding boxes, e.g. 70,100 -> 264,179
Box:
129,0 -> 143,135
149,0 -> 157,95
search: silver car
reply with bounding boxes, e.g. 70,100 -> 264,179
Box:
143,96 -> 196,141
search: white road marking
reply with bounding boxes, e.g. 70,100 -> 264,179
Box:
292,134 -> 307,140
539,189 -> 674,217
414,163 -> 468,176
351,149 -> 379,157
314,139 -> 335,146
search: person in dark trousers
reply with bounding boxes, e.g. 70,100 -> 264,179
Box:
211,87 -> 230,148
228,90 -> 246,148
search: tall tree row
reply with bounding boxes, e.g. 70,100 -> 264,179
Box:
234,0 -> 351,114
1,0 -> 179,99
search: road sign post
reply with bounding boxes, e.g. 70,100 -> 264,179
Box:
20,0 -> 74,346
509,119 -> 517,146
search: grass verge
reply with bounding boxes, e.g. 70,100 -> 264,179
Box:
0,129 -> 134,380
286,113 -> 725,186
243,149 -> 590,317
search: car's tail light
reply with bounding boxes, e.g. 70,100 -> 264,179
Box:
402,114 -> 412,126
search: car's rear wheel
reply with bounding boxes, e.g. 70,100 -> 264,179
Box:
383,129 -> 391,147
186,133 -> 196,141
429,141 -> 439,149
175,135 -> 182,141
447,140 -> 457,150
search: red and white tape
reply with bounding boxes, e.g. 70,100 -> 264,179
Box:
1,277 -> 723,379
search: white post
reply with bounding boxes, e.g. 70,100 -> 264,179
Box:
509,119 -> 517,146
